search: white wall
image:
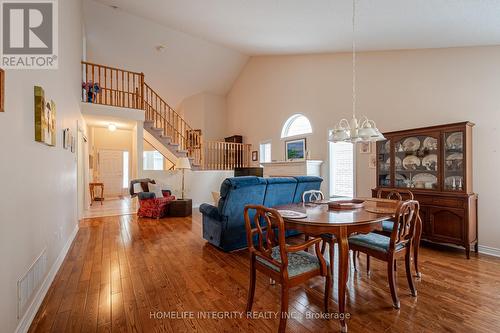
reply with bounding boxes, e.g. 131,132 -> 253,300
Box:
83,0 -> 248,107
141,170 -> 233,207
0,0 -> 83,332
178,92 -> 228,141
226,46 -> 500,250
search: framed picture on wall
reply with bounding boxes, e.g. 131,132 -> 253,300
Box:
359,142 -> 372,154
285,138 -> 306,161
369,154 -> 377,169
251,150 -> 258,161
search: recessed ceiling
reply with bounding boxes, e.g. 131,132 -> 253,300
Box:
94,0 -> 500,55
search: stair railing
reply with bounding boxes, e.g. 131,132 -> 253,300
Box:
81,62 -> 252,170
82,61 -> 202,166
204,142 -> 252,170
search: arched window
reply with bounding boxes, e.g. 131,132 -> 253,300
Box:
281,114 -> 312,138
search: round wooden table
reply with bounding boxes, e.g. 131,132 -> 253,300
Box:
275,198 -> 398,332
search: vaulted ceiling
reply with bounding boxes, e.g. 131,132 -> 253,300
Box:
94,0 -> 500,55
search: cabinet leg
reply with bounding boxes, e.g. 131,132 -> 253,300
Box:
465,246 -> 470,259
474,242 -> 479,253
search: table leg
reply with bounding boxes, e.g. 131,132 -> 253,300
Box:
337,226 -> 349,332
414,215 -> 422,277
100,185 -> 104,206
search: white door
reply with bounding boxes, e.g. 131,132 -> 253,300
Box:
99,150 -> 124,198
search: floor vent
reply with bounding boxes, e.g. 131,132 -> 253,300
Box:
17,248 -> 48,319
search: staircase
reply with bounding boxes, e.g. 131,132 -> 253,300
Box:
81,61 -> 250,170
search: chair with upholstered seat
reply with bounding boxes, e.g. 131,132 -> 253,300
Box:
360,189 -> 421,277
302,190 -> 336,278
349,200 -> 419,309
244,205 -> 331,333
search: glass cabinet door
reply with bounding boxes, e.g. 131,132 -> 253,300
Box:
443,131 -> 465,191
377,140 -> 391,187
393,134 -> 439,190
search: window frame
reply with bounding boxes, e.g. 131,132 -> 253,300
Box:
328,140 -> 356,198
280,114 -> 313,139
259,141 -> 272,163
143,150 -> 165,171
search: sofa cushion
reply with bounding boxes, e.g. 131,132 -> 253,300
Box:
263,177 -> 298,208
256,246 -> 328,277
141,180 -> 155,192
130,178 -> 153,196
293,176 -> 324,203
217,176 -> 267,220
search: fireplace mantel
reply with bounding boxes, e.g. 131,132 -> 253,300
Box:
260,160 -> 323,178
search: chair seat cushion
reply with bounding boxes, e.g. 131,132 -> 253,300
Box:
320,233 -> 336,241
349,233 -> 405,253
382,220 -> 395,232
256,246 -> 328,277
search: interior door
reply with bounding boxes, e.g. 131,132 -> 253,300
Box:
99,150 -> 124,198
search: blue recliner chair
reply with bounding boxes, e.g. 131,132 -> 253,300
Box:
200,176 -> 323,252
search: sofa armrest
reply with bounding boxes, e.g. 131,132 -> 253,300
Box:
199,203 -> 223,221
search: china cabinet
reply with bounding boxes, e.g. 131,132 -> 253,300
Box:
372,122 -> 478,258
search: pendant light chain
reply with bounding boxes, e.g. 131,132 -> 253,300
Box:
329,0 -> 385,143
352,0 -> 356,119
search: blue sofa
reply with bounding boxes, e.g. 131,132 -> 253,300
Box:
199,176 -> 323,252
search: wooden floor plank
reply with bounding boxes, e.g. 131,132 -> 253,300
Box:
29,211 -> 500,333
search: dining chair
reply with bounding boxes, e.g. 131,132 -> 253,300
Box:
362,189 -> 421,277
302,191 -> 336,277
244,205 -> 331,333
348,200 -> 420,309
302,189 -> 324,202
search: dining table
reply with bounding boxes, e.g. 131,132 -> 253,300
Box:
274,197 -> 400,332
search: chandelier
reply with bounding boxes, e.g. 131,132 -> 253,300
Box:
329,0 -> 385,143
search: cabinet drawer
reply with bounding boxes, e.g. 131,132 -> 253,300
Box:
429,207 -> 465,244
431,198 -> 465,208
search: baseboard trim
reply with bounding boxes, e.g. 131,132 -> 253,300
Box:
478,245 -> 500,258
15,224 -> 79,333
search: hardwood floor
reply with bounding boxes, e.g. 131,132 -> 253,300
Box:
29,211 -> 500,333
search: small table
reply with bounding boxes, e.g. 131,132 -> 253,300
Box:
89,182 -> 104,206
275,198 -> 398,332
168,199 -> 192,217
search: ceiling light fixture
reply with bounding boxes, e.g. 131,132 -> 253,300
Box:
329,0 -> 385,143
108,123 -> 117,131
155,45 -> 166,52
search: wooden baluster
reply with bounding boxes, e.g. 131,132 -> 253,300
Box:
91,65 -> 95,102
121,71 -> 124,107
110,68 -> 113,105
115,69 -> 118,106
84,63 -> 88,102
127,72 -> 130,108
140,73 -> 144,110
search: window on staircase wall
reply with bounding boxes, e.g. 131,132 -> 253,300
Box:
329,142 -> 355,198
143,151 -> 164,170
281,114 -> 312,138
259,142 -> 271,163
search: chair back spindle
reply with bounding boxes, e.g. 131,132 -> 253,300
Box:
377,188 -> 414,201
390,200 -> 419,248
302,190 -> 324,203
244,205 -> 288,269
